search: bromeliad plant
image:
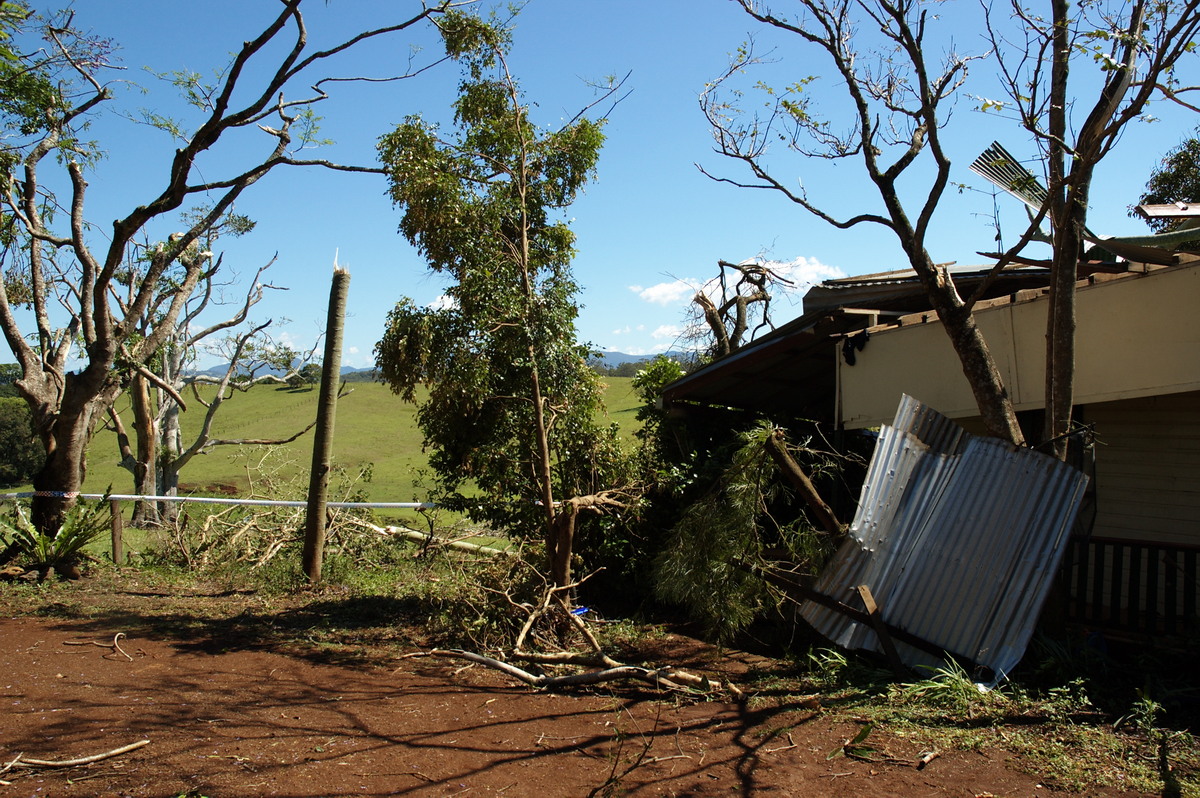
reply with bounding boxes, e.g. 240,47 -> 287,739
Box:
0,498 -> 109,580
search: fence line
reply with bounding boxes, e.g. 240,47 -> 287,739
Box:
0,491 -> 443,565
0,492 -> 435,510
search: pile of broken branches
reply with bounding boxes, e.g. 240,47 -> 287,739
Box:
405,577 -> 743,698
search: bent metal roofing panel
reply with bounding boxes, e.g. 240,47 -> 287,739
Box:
800,394 -> 1090,680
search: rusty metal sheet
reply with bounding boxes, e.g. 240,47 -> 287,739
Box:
800,395 -> 1089,679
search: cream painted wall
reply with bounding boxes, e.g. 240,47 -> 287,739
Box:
837,263 -> 1200,429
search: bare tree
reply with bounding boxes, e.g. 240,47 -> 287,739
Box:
0,2 -> 460,534
106,240 -> 318,526
705,0 -> 1198,453
982,0 -> 1200,457
702,0 -> 1026,445
693,259 -> 795,359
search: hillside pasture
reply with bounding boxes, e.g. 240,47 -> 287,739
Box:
83,377 -> 643,513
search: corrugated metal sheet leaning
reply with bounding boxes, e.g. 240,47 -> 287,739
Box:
800,395 -> 1090,681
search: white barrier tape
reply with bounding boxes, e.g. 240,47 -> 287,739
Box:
0,492 -> 435,510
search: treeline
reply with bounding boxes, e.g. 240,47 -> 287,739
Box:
589,356 -> 693,378
0,365 -> 44,486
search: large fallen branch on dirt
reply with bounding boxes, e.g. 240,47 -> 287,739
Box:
407,648 -> 740,695
763,428 -> 845,537
0,739 -> 150,784
63,632 -> 134,661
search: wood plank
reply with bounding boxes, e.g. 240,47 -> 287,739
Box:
856,585 -> 905,675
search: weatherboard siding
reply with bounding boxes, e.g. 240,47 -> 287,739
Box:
837,261 -> 1200,429
1089,391 -> 1200,547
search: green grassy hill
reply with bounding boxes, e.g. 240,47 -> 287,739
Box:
83,377 -> 643,505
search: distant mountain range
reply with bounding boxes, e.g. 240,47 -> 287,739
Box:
591,351 -> 688,367
191,364 -> 374,379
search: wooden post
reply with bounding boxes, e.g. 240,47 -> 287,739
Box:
109,499 -> 124,565
857,584 -> 906,674
302,264 -> 350,583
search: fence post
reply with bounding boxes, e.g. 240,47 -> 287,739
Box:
303,264 -> 350,583
109,499 -> 124,565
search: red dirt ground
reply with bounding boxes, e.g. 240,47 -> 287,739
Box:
0,598 -> 1156,797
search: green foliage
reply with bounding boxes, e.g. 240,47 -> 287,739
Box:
632,356 -> 684,421
375,12 -> 629,545
288,362 -> 322,389
0,6 -> 102,146
651,439 -> 769,640
893,660 -> 1010,714
0,396 -> 43,484
0,362 -> 19,390
632,355 -> 687,470
803,646 -> 892,692
653,422 -> 835,641
0,3 -> 62,138
0,497 -> 107,573
1137,129 -> 1200,247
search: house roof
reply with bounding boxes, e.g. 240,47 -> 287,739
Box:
660,307 -> 872,421
659,255 -> 1200,422
661,264 -> 1057,421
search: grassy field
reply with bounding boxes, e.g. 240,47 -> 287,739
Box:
81,376 -> 644,508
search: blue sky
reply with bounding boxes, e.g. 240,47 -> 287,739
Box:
31,0 -> 1197,368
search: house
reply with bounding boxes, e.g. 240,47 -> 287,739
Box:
662,256 -> 1200,639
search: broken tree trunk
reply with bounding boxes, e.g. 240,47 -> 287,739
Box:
302,264 -> 350,583
763,429 -> 845,537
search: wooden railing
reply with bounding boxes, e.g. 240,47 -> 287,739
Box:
1064,536 -> 1200,636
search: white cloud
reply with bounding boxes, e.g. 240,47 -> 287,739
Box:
277,330 -> 297,346
632,279 -> 696,306
651,324 -> 683,341
763,255 -> 845,285
686,256 -> 845,310
632,258 -> 842,311
429,294 -> 456,311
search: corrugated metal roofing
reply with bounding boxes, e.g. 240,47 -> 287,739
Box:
800,395 -> 1089,679
968,141 -> 1050,211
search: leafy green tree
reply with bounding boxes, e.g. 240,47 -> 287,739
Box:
291,362 -> 324,389
0,363 -> 19,397
0,395 -> 42,485
376,12 -> 630,595
632,356 -> 687,473
0,2 -> 58,141
1136,130 -> 1200,247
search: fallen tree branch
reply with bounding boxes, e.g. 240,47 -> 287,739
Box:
0,752 -> 23,777
406,648 -> 741,697
63,632 -> 134,662
763,429 -> 844,537
510,650 -> 620,668
14,739 -> 150,768
348,518 -> 516,556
